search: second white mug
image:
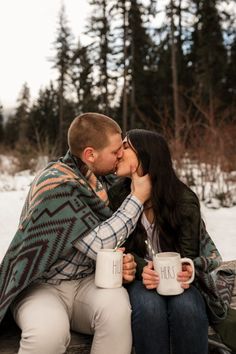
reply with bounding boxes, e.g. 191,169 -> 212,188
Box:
153,252 -> 195,296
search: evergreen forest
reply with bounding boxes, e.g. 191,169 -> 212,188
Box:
0,0 -> 235,177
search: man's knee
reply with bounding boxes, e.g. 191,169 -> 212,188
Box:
90,287 -> 132,352
13,283 -> 71,353
94,287 -> 131,328
20,323 -> 71,354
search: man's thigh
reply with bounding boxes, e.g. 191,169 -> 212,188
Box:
12,282 -> 72,332
71,275 -> 131,334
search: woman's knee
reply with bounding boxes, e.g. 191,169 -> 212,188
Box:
127,281 -> 167,322
169,286 -> 208,323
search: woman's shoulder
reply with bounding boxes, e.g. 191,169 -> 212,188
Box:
179,185 -> 199,204
178,185 -> 200,216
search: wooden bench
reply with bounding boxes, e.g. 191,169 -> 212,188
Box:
1,260 -> 235,354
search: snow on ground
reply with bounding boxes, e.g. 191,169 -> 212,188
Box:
0,171 -> 235,263
201,203 -> 236,261
0,190 -> 29,261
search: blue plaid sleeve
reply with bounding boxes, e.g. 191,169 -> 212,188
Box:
74,194 -> 143,260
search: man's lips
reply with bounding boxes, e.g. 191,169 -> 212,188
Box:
114,160 -> 122,173
115,160 -> 122,169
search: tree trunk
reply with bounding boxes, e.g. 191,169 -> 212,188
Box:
170,0 -> 180,143
58,79 -> 64,155
122,1 -> 128,133
130,1 -> 136,129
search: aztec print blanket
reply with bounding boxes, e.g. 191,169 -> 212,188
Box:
193,220 -> 235,325
0,152 -> 113,324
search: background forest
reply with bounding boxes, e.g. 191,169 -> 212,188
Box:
0,0 -> 235,206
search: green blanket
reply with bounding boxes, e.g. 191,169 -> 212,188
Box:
0,153 -> 113,324
193,220 -> 235,325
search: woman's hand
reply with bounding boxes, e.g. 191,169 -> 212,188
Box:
142,261 -> 159,289
143,262 -> 193,291
177,264 -> 193,289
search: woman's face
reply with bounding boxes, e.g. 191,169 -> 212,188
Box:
116,138 -> 142,177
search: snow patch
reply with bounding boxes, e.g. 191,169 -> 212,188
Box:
0,158 -> 235,263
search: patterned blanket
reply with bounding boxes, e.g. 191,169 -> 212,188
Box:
0,153 -> 113,324
194,220 -> 235,325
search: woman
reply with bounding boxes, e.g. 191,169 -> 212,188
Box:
109,129 -> 209,354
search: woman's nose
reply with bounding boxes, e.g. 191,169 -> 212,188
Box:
117,147 -> 124,159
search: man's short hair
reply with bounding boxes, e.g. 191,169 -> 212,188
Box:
68,112 -> 122,156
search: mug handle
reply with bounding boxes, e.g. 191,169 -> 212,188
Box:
180,258 -> 195,284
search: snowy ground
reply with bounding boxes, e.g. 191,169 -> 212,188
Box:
0,170 -> 235,263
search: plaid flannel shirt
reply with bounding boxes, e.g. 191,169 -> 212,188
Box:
40,194 -> 142,283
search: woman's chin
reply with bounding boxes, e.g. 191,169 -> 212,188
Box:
115,163 -> 133,177
116,170 -> 131,178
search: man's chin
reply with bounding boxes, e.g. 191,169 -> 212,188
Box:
108,167 -> 117,175
95,168 -> 116,176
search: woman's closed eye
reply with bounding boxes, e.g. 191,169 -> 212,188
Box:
123,141 -> 130,150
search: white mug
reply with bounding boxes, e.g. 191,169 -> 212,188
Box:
153,252 -> 195,295
95,249 -> 123,288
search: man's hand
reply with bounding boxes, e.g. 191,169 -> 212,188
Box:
122,253 -> 137,284
131,171 -> 151,204
142,261 -> 159,289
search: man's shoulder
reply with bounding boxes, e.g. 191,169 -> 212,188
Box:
39,161 -> 78,180
32,161 -> 83,193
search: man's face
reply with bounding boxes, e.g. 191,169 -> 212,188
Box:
92,133 -> 123,175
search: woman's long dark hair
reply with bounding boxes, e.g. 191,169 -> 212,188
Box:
123,129 -> 197,256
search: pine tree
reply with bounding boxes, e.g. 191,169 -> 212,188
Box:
225,36 -> 236,121
111,0 -> 155,130
52,5 -> 73,154
129,0 -> 154,128
4,114 -> 18,149
3,84 -> 32,167
0,104 -> 4,144
191,0 -> 227,125
15,83 -> 31,144
86,0 -> 114,113
70,41 -> 98,113
28,82 -> 59,150
152,0 -> 195,141
134,0 -> 174,132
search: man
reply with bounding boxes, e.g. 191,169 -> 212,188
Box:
0,113 -> 151,354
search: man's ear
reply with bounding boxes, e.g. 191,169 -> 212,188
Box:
82,147 -> 97,164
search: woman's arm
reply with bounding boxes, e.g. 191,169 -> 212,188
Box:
178,199 -> 201,259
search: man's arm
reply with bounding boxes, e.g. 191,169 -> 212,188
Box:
74,194 -> 143,260
74,171 -> 152,260
122,253 -> 137,283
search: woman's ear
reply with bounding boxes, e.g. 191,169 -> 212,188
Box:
82,147 -> 97,164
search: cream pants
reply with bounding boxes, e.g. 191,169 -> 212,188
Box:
12,275 -> 132,354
